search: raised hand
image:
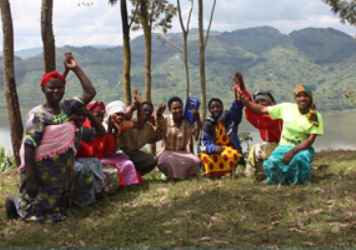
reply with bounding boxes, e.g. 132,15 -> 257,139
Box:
133,89 -> 144,105
156,103 -> 166,117
64,52 -> 78,70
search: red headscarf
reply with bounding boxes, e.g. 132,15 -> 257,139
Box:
86,101 -> 105,113
40,70 -> 65,87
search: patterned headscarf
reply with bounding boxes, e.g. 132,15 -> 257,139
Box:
40,70 -> 65,87
294,84 -> 319,127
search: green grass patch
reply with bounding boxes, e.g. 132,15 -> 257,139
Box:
1,151 -> 356,249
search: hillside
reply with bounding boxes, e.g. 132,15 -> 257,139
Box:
1,26 -> 356,111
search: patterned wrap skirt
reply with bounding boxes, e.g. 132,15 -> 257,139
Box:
199,122 -> 241,177
200,146 -> 241,177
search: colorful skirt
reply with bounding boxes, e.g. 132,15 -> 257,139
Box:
72,158 -> 105,208
199,146 -> 241,177
100,153 -> 142,188
14,150 -> 74,222
158,150 -> 201,180
263,145 -> 315,185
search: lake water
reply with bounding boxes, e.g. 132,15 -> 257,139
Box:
0,109 -> 355,154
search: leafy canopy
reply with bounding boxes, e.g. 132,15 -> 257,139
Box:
130,0 -> 177,33
323,0 -> 356,25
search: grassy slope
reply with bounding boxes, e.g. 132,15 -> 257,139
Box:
0,151 -> 356,248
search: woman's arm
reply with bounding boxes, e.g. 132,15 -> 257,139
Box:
240,94 -> 269,115
152,103 -> 167,142
283,134 -> 317,164
192,110 -> 202,140
200,121 -> 223,154
22,144 -> 40,198
21,113 -> 45,198
64,53 -> 96,105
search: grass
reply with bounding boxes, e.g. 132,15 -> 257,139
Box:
0,150 -> 356,249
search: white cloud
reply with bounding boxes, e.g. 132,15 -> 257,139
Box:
0,0 -> 354,51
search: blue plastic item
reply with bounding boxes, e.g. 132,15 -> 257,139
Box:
184,96 -> 200,124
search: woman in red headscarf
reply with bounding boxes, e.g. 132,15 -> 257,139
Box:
77,100 -> 142,189
6,53 -> 96,222
77,101 -> 115,158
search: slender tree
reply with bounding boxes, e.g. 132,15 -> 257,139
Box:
177,0 -> 193,98
130,0 -> 176,102
109,0 -> 139,104
41,0 -> 56,72
323,0 -> 356,25
198,0 -> 217,118
0,0 -> 24,165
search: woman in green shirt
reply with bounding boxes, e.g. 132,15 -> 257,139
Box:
237,84 -> 324,184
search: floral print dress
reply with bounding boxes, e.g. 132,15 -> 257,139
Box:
15,99 -> 83,222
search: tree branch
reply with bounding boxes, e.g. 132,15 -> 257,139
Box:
177,0 -> 186,34
204,0 -> 216,48
129,1 -> 140,28
186,0 -> 194,35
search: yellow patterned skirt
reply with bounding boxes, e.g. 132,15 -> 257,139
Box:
199,146 -> 241,177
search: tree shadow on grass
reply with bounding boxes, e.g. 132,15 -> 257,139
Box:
89,179 -> 356,248
1,174 -> 356,248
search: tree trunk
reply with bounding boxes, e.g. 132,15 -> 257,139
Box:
177,0 -> 192,99
198,0 -> 207,119
0,0 -> 24,165
143,25 -> 152,102
121,0 -> 132,105
41,0 -> 56,72
139,0 -> 152,102
182,33 -> 190,98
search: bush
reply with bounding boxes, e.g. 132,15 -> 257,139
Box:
0,147 -> 15,172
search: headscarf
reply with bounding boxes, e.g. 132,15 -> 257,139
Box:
103,100 -> 126,127
86,101 -> 105,113
253,91 -> 276,105
208,98 -> 224,121
294,84 -> 319,127
40,70 -> 65,87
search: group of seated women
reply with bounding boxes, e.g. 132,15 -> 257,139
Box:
5,53 -> 324,223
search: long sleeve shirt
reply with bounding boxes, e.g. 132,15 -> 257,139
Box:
243,90 -> 282,143
200,100 -> 244,154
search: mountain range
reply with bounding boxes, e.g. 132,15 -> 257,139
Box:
1,26 -> 356,111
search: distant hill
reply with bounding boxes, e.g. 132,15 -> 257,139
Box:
290,28 -> 356,64
14,45 -> 116,59
1,26 -> 356,111
14,48 -> 42,59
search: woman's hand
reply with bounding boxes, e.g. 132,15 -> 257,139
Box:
64,52 -> 78,70
234,86 -> 249,103
283,150 -> 295,164
215,145 -> 224,154
156,103 -> 166,118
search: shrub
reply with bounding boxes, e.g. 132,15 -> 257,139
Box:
0,147 -> 15,172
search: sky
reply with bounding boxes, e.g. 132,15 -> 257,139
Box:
0,0 -> 355,51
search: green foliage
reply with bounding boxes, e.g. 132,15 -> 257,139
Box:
323,0 -> 356,25
130,0 -> 177,33
0,147 -> 14,172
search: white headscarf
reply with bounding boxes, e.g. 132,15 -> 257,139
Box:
103,100 -> 126,128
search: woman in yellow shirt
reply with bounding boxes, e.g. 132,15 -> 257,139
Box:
237,84 -> 324,184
